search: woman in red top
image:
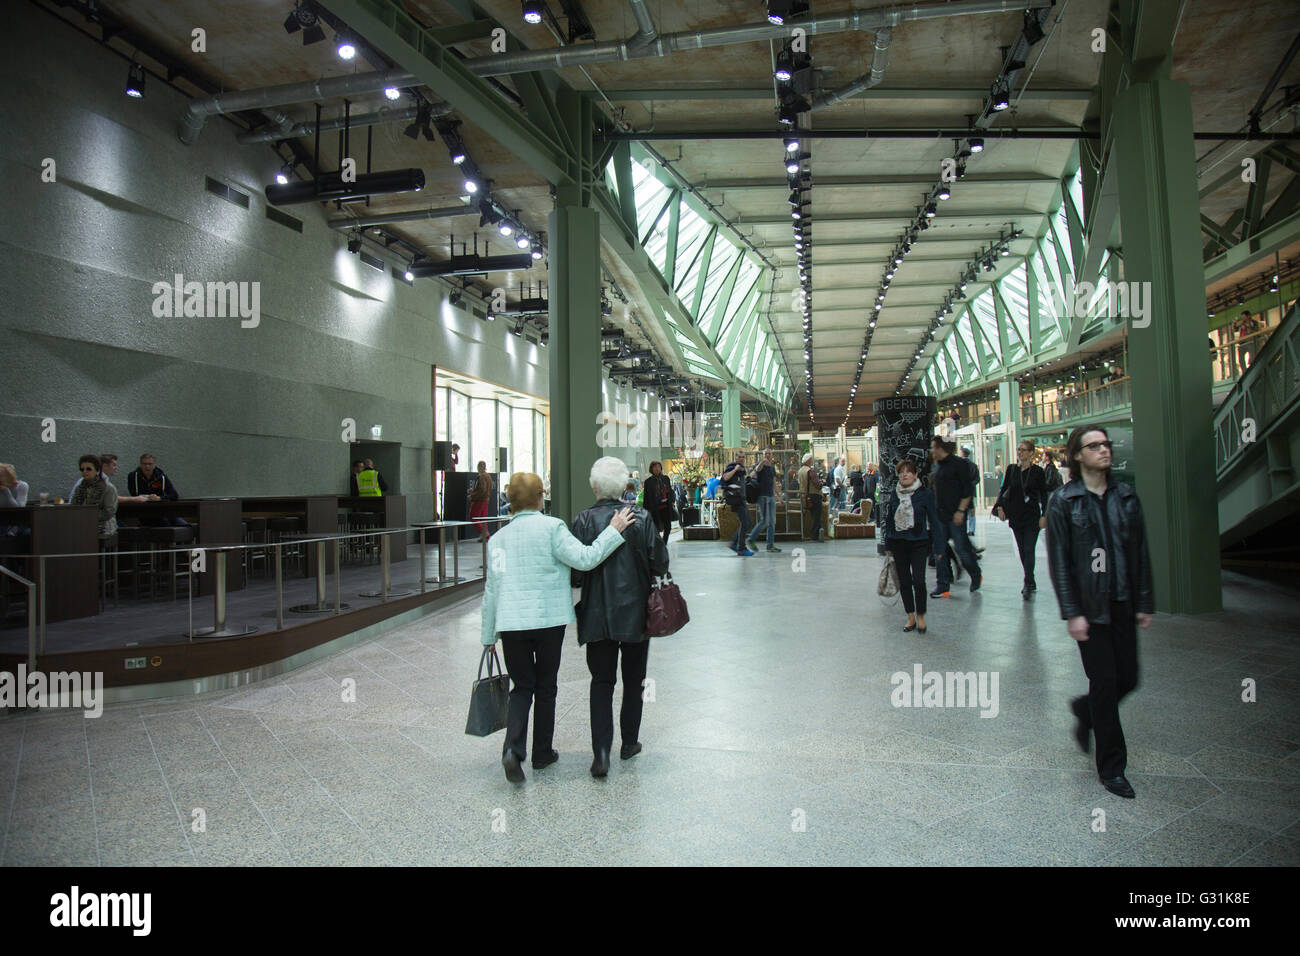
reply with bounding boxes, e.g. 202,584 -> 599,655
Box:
469,460 -> 494,540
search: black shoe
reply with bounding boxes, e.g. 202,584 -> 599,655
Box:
1021,586 -> 1033,600
532,749 -> 559,770
620,742 -> 642,760
974,547 -> 986,555
1028,582 -> 1037,591
502,750 -> 525,783
766,546 -> 782,552
591,748 -> 610,777
917,624 -> 927,634
903,622 -> 917,632
929,588 -> 948,598
969,574 -> 982,593
1101,775 -> 1135,799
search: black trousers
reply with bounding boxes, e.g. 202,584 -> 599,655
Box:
1011,522 -> 1040,588
805,496 -> 822,540
650,509 -> 671,544
499,625 -> 565,761
1071,601 -> 1140,779
888,537 -> 930,615
586,639 -> 650,755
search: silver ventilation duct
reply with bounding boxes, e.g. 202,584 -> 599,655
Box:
811,27 -> 891,111
238,104 -> 450,145
177,68 -> 416,145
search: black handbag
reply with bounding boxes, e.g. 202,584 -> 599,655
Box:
464,646 -> 510,736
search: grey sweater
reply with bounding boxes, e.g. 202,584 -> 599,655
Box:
72,477 -> 118,539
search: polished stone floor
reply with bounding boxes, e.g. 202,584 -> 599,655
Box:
2,521 -> 1298,866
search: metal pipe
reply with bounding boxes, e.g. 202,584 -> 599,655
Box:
600,128 -> 1300,141
812,27 -> 891,111
275,544 -> 283,630
380,534 -> 391,601
327,205 -> 469,230
464,0 -> 1051,78
214,552 -> 227,631
178,69 -> 416,145
626,0 -> 658,50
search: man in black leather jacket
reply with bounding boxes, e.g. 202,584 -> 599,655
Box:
1046,424 -> 1155,800
571,457 -> 670,777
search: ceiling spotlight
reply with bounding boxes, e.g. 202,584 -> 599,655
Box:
384,87 -> 402,101
347,231 -> 362,254
124,62 -> 145,98
968,137 -> 984,153
1000,246 -> 1011,257
516,235 -> 531,249
937,185 -> 951,200
960,277 -> 968,291
463,177 -> 479,194
499,221 -> 514,237
925,201 -> 937,218
766,0 -> 809,26
784,137 -> 800,154
522,0 -> 546,24
450,147 -> 467,165
775,50 -> 794,83
531,248 -> 544,260
336,32 -> 357,60
894,254 -> 903,265
787,159 -> 800,175
275,164 -> 291,185
956,162 -> 967,179
991,79 -> 1010,111
403,270 -> 414,282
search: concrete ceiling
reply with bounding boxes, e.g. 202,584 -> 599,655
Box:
40,0 -> 1300,430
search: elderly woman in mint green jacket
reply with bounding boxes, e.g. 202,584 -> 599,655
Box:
482,471 -> 636,783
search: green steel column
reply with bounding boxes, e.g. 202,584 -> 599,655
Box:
722,388 -> 742,449
1112,78 -> 1222,614
998,379 -> 1020,437
548,195 -> 602,523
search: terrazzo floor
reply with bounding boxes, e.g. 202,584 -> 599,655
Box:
2,521 -> 1299,866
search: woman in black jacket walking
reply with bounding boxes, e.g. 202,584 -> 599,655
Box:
993,438 -> 1049,599
571,456 -> 670,777
881,459 -> 942,633
642,461 -> 674,545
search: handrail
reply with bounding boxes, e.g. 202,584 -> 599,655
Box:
1214,301 -> 1300,477
0,563 -> 37,670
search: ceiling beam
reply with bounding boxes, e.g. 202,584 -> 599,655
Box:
736,209 -> 1041,224
592,87 -> 1095,102
699,173 -> 1061,190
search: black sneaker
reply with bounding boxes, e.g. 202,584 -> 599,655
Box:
766,545 -> 782,552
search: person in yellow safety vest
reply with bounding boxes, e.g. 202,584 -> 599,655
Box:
357,466 -> 384,497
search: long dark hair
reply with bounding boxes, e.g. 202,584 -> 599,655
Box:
1065,424 -> 1109,481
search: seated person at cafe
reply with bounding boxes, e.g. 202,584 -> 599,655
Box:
71,455 -> 118,541
0,463 -> 31,545
127,453 -> 185,526
71,454 -> 156,503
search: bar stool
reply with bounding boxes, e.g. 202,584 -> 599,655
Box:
116,526 -> 148,601
268,517 -> 303,572
146,525 -> 196,600
98,533 -> 119,610
242,517 -> 268,577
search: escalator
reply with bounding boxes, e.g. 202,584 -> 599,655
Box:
1215,301 -> 1300,580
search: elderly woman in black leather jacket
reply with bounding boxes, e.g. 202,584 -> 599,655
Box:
570,456 -> 670,779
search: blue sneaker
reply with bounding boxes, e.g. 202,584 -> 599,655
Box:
738,548 -> 755,557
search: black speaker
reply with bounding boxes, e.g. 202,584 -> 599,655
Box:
497,447 -> 508,473
434,440 -> 453,471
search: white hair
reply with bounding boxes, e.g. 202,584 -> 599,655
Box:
590,456 -> 629,500
802,453 -> 812,464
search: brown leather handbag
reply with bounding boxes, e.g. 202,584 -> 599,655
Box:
645,573 -> 689,637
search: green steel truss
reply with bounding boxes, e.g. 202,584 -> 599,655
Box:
919,162 -> 1128,399
604,145 -> 791,408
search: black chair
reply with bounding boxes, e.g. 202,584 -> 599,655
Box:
146,525 -> 196,601
242,517 -> 268,577
267,516 -> 303,573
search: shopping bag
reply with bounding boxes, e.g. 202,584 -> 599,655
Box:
464,646 -> 510,736
645,572 -> 690,637
878,554 -> 900,599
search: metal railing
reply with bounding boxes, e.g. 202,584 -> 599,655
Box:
1214,305 -> 1300,475
0,518 -> 514,659
1021,377 -> 1132,427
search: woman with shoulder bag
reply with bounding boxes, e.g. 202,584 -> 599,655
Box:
571,457 -> 669,777
993,439 -> 1049,599
881,459 -> 941,634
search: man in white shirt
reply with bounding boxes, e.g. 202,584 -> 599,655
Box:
831,456 -> 848,518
